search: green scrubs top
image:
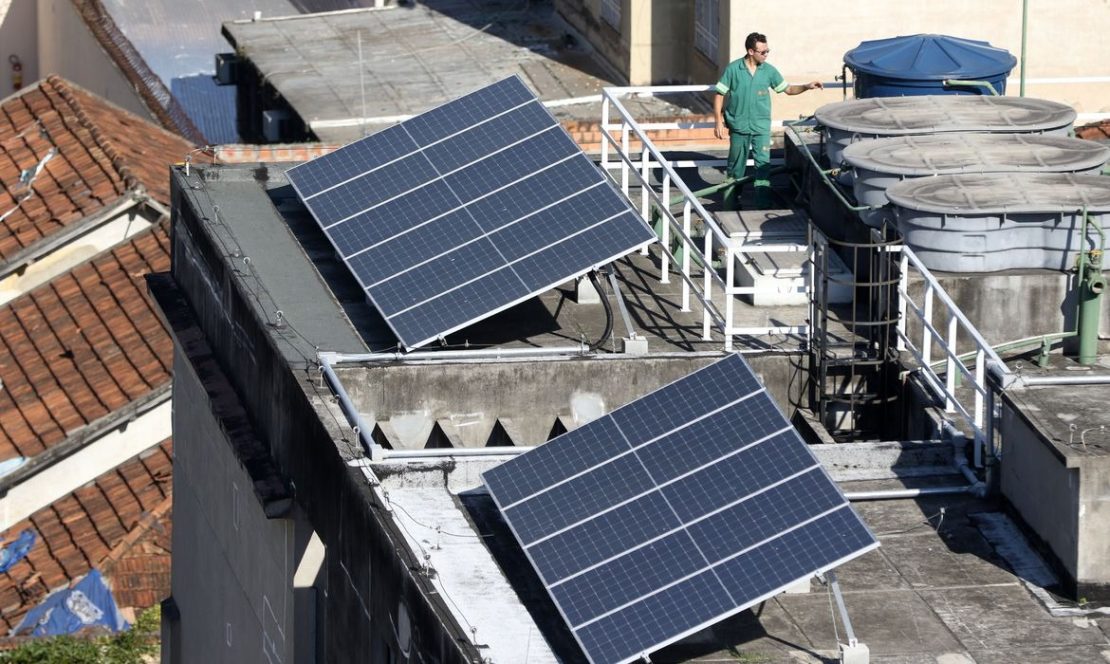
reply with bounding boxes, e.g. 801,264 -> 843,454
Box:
715,59 -> 788,134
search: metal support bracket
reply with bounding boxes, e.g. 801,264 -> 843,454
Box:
825,570 -> 869,664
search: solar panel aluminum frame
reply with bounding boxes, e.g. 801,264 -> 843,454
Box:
482,355 -> 879,664
286,76 -> 656,351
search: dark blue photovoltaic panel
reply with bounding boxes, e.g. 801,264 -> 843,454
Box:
287,75 -> 654,350
422,102 -> 557,173
686,470 -> 846,562
286,123 -> 417,197
550,530 -> 707,625
511,214 -> 659,293
660,432 -> 817,522
404,77 -> 535,145
308,152 -> 439,225
609,356 -> 763,444
440,129 -> 578,202
481,417 -> 632,507
388,268 -> 531,347
527,492 -> 681,583
633,394 -> 785,483
503,453 -> 655,545
371,238 -> 507,309
465,157 -> 604,234
345,209 -> 480,284
329,181 -> 460,256
482,354 -> 879,664
575,571 -> 735,664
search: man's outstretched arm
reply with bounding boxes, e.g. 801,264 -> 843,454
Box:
784,81 -> 823,95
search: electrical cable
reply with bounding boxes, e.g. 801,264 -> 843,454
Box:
587,269 -> 613,352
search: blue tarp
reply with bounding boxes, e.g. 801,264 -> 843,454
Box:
0,529 -> 35,573
13,569 -> 129,637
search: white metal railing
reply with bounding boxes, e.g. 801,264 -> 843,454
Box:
600,85 -> 808,347
895,245 -> 1012,464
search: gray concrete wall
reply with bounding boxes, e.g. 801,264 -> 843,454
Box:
339,352 -> 808,449
169,174 -> 484,663
171,344 -> 296,664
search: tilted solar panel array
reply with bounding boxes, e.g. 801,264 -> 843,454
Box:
286,76 -> 655,350
482,354 -> 879,664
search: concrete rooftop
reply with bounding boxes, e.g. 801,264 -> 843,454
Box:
373,448 -> 1110,664
221,0 -> 706,143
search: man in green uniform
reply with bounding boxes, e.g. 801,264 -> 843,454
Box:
714,32 -> 822,209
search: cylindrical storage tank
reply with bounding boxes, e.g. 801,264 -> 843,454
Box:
886,173 -> 1110,272
815,95 -> 1076,168
843,134 -> 1110,227
844,34 -> 1016,99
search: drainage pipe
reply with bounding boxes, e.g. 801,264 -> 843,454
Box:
1077,208 -> 1106,365
1020,0 -> 1029,96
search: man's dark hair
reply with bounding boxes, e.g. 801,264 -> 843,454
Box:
745,32 -> 767,51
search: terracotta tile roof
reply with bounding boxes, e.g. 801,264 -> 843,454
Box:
1076,119 -> 1110,142
0,224 -> 172,462
0,75 -> 193,263
0,440 -> 172,634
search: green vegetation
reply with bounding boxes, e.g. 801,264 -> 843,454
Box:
0,605 -> 159,664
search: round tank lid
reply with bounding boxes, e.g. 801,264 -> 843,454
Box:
842,134 -> 1110,176
815,96 -> 1075,135
844,34 -> 1017,80
886,173 -> 1110,214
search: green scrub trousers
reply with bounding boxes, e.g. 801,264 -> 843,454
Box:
726,131 -> 773,209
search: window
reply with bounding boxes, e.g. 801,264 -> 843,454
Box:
601,0 -> 620,30
695,0 -> 720,62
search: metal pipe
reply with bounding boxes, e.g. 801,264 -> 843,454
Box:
1020,0 -> 1029,96
323,346 -> 589,365
942,79 -> 1000,96
1077,208 -> 1105,365
845,485 -> 975,501
373,447 -> 527,460
783,122 -> 882,213
318,354 -> 373,453
1017,374 -> 1110,386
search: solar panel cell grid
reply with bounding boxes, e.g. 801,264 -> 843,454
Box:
286,75 -> 655,349
482,354 -> 879,664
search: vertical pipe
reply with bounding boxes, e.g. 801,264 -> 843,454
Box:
897,253 -> 909,351
975,348 -> 986,467
660,175 -> 672,281
724,249 -> 735,351
702,230 -> 714,340
681,203 -> 692,311
600,95 -> 611,172
620,125 -> 631,196
945,314 -> 959,413
1019,0 -> 1029,97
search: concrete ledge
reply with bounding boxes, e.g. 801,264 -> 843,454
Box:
148,272 -> 293,518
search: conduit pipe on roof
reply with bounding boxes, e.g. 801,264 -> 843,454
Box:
322,346 -> 590,365
373,447 -> 527,460
846,424 -> 986,501
987,358 -> 1110,388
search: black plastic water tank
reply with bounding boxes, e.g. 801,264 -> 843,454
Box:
844,34 -> 1017,98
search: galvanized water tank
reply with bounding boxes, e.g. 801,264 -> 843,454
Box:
815,95 -> 1076,167
886,173 -> 1110,272
844,34 -> 1016,98
843,134 -> 1110,227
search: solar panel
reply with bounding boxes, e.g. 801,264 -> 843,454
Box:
482,354 -> 879,664
286,76 -> 656,350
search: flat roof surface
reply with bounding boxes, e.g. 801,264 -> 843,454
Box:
222,1 -> 704,143
375,447 -> 1110,663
